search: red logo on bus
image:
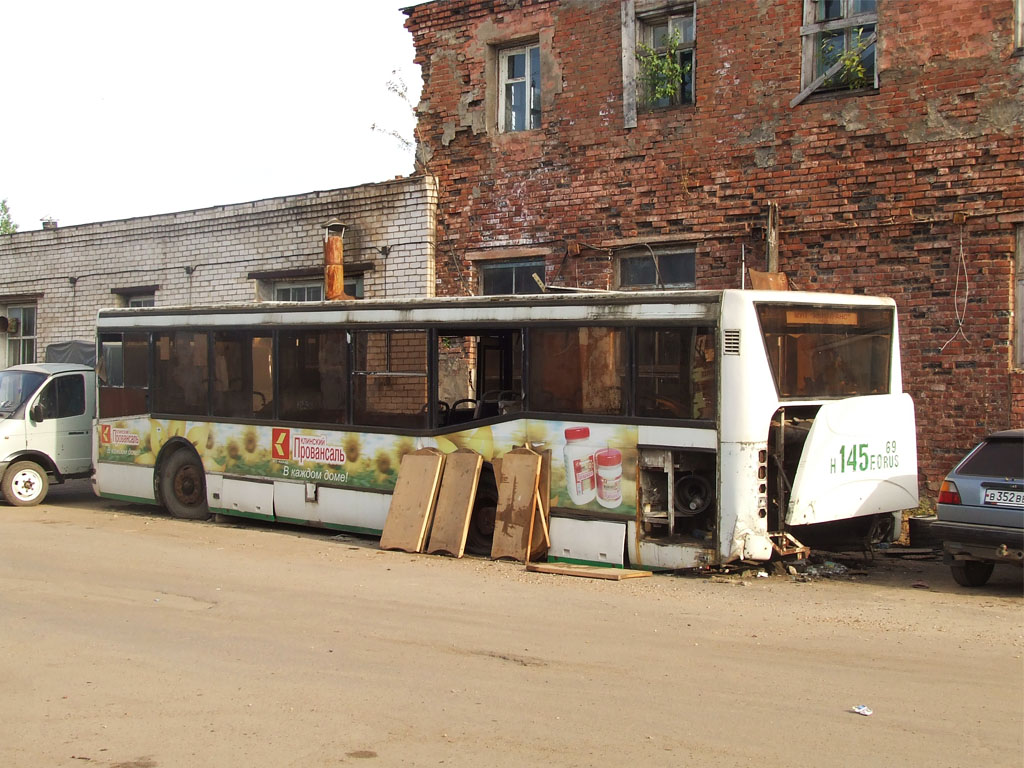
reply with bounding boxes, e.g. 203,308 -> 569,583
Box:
100,424 -> 111,444
272,428 -> 290,460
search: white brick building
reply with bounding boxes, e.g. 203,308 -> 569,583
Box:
0,175 -> 438,367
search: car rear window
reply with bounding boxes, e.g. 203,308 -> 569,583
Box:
958,438 -> 1024,479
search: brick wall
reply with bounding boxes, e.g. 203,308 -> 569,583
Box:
0,175 -> 438,363
405,0 -> 1024,492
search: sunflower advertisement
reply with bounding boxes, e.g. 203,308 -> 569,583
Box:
98,417 -> 637,515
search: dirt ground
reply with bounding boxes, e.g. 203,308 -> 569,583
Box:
1,480 -> 1021,768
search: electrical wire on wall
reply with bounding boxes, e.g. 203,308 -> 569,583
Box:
940,223 -> 970,352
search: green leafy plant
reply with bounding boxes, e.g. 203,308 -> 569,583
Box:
0,199 -> 17,235
636,31 -> 690,105
822,27 -> 873,90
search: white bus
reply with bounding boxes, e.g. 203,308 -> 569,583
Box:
94,290 -> 918,568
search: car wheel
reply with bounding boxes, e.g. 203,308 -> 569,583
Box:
950,560 -> 994,587
159,449 -> 210,520
1,460 -> 49,506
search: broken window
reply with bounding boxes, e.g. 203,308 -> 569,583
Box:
529,327 -> 628,416
498,42 -> 541,132
352,330 -> 429,429
794,0 -> 877,106
636,5 -> 695,109
618,248 -> 696,289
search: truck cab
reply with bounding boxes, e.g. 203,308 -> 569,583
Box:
0,363 -> 96,505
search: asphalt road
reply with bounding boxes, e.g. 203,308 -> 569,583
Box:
1,481 -> 1021,768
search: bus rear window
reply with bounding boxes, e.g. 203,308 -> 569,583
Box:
756,305 -> 893,399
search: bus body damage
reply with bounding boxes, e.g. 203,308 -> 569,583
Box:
786,394 -> 918,526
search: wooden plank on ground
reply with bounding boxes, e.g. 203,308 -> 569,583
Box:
491,448 -> 542,561
379,448 -> 445,553
526,562 -> 652,580
426,449 -> 483,558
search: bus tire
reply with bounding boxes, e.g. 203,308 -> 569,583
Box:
160,449 -> 210,520
465,465 -> 498,556
2,460 -> 49,506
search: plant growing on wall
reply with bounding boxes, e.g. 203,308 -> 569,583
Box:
636,31 -> 690,105
822,27 -> 873,89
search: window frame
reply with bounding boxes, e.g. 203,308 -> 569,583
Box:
274,281 -> 324,303
480,258 -> 546,295
636,5 -> 696,110
497,42 -> 542,133
796,0 -> 878,104
617,248 -> 697,290
1015,225 -> 1023,369
4,304 -> 37,366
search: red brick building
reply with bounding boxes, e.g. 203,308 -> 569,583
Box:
403,0 -> 1024,493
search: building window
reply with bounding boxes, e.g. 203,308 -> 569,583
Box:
618,249 -> 696,289
499,43 -> 541,132
275,281 -> 323,302
481,259 -> 546,295
637,6 -> 695,109
4,305 -> 37,366
113,285 -> 158,309
797,0 -> 877,101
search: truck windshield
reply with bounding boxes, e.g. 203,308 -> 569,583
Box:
0,371 -> 47,414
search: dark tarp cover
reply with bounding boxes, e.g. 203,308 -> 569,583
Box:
45,340 -> 96,367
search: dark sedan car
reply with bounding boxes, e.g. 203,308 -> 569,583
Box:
932,429 -> 1024,587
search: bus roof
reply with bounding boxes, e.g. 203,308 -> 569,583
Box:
96,289 -> 896,329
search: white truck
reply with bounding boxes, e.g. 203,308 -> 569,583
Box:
0,363 -> 96,506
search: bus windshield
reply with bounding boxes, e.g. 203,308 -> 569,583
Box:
0,370 -> 46,415
756,304 -> 893,398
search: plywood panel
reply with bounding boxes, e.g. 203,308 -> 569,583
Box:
379,448 -> 445,553
490,448 -> 542,561
526,563 -> 652,580
426,449 -> 483,558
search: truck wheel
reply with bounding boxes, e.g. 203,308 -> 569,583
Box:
160,449 -> 210,520
2,460 -> 49,506
950,561 -> 994,587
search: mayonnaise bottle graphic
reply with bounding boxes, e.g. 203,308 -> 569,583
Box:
563,426 -> 597,505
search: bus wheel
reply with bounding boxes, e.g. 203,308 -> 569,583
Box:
160,449 -> 210,520
2,460 -> 49,506
465,465 -> 498,556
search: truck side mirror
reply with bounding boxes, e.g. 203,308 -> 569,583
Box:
30,403 -> 45,423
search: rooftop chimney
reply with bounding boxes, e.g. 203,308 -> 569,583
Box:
41,218 -> 58,230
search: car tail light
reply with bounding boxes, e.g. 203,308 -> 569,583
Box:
938,480 -> 961,505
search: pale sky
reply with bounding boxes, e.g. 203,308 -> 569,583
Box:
1,1 -> 424,231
